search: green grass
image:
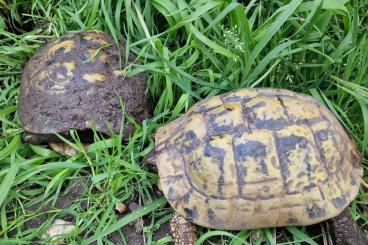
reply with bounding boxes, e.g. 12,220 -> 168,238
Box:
0,0 -> 367,244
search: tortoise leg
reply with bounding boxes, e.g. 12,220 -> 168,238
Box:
49,142 -> 89,156
169,212 -> 197,245
329,208 -> 368,245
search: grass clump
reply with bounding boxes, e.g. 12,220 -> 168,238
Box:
0,0 -> 367,244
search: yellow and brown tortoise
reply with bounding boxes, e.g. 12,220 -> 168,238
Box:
147,88 -> 366,244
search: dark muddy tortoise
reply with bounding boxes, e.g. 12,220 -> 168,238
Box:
147,88 -> 366,244
18,30 -> 151,146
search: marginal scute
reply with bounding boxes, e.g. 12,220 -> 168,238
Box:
281,96 -> 321,121
155,88 -> 363,230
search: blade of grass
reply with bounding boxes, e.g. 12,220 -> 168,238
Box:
244,0 -> 303,77
0,153 -> 19,208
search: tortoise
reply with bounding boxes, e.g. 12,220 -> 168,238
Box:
146,88 -> 367,244
18,30 -> 151,145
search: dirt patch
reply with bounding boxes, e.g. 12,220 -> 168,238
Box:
106,221 -> 170,245
328,209 -> 368,245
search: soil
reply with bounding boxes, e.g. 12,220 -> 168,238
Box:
328,209 -> 368,245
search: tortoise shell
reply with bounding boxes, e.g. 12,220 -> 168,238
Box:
18,30 -> 151,143
155,88 -> 363,230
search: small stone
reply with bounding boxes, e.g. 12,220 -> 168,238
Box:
49,142 -> 89,156
42,219 -> 75,242
115,202 -> 127,214
128,202 -> 140,212
134,218 -> 144,234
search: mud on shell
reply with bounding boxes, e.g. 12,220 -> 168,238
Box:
18,30 -> 152,142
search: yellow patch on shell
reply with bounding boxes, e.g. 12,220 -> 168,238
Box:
282,96 -> 321,121
82,33 -> 109,45
246,96 -> 288,122
207,102 -> 243,132
192,96 -> 223,113
63,61 -> 76,77
82,73 -> 106,83
47,40 -> 76,56
31,61 -> 76,93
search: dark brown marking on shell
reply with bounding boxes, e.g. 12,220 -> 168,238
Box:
183,207 -> 198,221
304,155 -> 315,189
315,129 -> 332,141
234,140 -> 268,176
259,159 -> 269,176
254,116 -> 324,131
165,175 -> 184,184
332,196 -> 348,209
310,127 -> 331,189
207,115 -> 234,135
79,36 -> 91,46
204,141 -> 226,195
181,130 -> 200,154
318,186 -> 326,200
271,156 -> 277,167
252,101 -> 266,108
313,122 -> 348,198
234,140 -> 267,160
167,187 -> 177,202
277,96 -> 291,121
207,208 -> 224,227
274,133 -> 309,192
246,178 -> 278,185
306,203 -> 326,219
167,188 -> 194,208
196,105 -> 216,114
189,158 -> 201,171
350,173 -> 357,185
221,95 -> 242,103
282,203 -> 305,209
303,182 -> 317,191
232,136 -> 244,197
241,104 -> 256,132
254,118 -> 288,131
287,217 -> 298,224
182,189 -> 193,204
217,106 -> 236,116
